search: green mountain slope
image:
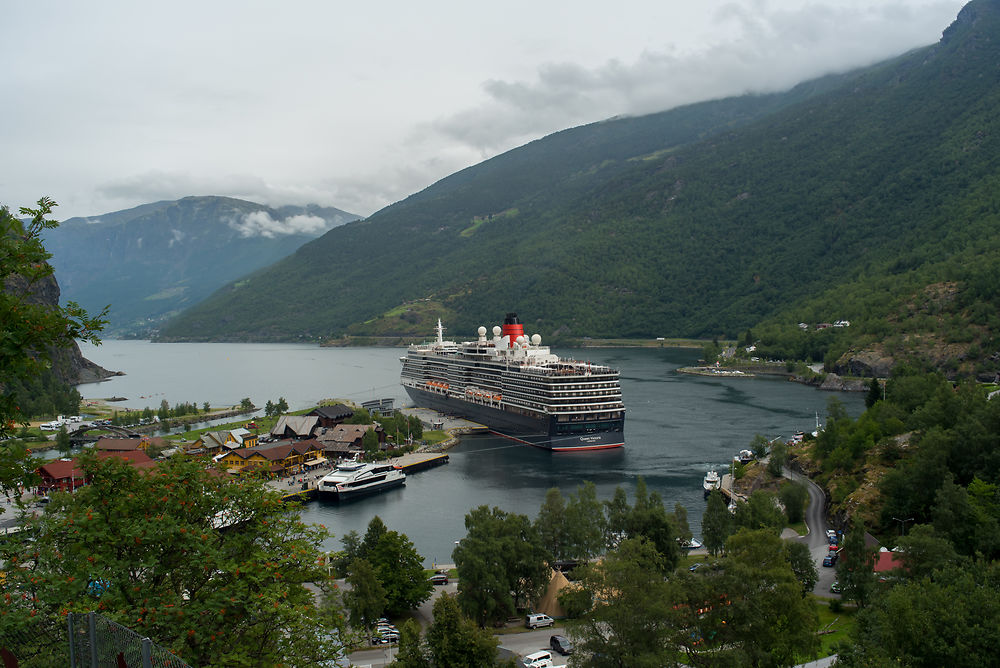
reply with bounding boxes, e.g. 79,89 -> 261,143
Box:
161,0 -> 1000,371
45,196 -> 359,336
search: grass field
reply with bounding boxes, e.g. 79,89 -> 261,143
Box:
813,598 -> 857,658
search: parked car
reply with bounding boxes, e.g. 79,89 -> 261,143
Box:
371,629 -> 399,645
823,553 -> 838,567
525,613 -> 554,629
428,573 -> 448,585
549,634 -> 573,655
521,650 -> 553,668
689,562 -> 704,572
830,581 -> 841,594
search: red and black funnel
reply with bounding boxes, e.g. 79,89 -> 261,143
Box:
501,312 -> 524,347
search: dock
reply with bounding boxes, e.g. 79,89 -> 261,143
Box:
389,451 -> 450,473
279,487 -> 318,503
270,451 -> 449,503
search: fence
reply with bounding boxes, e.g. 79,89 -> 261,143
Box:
1,611 -> 190,668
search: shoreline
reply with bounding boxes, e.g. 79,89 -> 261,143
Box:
144,335 -> 712,350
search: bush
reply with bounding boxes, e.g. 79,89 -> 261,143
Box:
779,481 -> 808,524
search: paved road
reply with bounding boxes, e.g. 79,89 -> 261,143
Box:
785,467 -> 840,597
498,627 -> 569,663
347,579 -> 457,667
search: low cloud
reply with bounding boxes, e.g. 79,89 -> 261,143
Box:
94,169 -> 368,215
425,2 -> 958,153
229,211 -> 329,239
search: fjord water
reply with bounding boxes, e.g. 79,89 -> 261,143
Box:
78,341 -> 864,565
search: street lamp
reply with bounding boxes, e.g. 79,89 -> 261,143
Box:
891,516 -> 913,536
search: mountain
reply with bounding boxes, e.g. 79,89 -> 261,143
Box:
44,196 -> 359,336
160,1 -> 1000,380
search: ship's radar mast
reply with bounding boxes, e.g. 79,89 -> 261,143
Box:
435,318 -> 445,344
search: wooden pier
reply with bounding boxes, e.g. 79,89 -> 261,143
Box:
273,451 -> 449,503
389,451 -> 450,473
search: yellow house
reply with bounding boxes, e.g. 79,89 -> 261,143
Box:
190,429 -> 258,456
226,428 -> 258,449
215,440 -> 321,477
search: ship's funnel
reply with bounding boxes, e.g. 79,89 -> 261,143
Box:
501,313 -> 524,348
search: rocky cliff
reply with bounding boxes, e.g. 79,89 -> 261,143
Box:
7,270 -> 119,385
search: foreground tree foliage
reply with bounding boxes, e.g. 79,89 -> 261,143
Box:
604,477 -> 681,572
329,516 -> 432,616
702,489 -> 733,556
454,505 -> 549,627
365,526 -> 434,615
1,198 -> 106,503
566,537 -> 676,667
836,522 -> 878,609
424,593 -> 499,668
343,558 -> 386,631
837,561 -> 1000,668
719,530 -> 819,666
566,530 -> 818,667
390,618 -> 430,668
0,454 -> 345,666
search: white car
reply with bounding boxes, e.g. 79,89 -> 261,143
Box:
522,650 -> 553,668
525,613 -> 554,629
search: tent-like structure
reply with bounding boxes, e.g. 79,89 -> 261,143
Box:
535,569 -> 574,619
270,415 -> 320,439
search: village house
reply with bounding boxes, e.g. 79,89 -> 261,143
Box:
214,439 -> 324,478
360,398 -> 394,418
307,404 -> 354,428
188,428 -> 258,456
270,415 -> 320,440
314,423 -> 384,459
36,459 -> 85,494
94,436 -> 170,454
37,450 -> 156,494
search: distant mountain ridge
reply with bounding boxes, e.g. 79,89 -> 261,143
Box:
45,196 -> 359,336
160,1 -> 1000,380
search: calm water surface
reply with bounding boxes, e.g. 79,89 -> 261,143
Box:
79,341 -> 863,565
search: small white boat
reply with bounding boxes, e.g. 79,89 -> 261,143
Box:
733,449 -> 754,465
678,538 -> 703,550
703,470 -> 721,495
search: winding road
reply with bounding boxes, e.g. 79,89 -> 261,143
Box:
785,468 -> 840,597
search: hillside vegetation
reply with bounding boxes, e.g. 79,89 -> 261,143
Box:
45,196 -> 358,336
161,1 -> 1000,380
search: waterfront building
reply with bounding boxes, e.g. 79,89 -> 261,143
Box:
214,439 -> 324,478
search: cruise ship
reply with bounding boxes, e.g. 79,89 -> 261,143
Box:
318,461 -> 405,501
400,313 -> 625,451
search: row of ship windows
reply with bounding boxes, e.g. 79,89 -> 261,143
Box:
407,376 -> 620,401
554,420 -> 622,433
407,370 -> 619,392
556,411 -> 624,422
405,363 -> 618,387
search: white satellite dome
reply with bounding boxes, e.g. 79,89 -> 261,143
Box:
492,325 -> 502,336
478,326 -> 487,336
531,334 -> 541,345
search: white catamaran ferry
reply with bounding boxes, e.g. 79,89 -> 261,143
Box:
318,461 -> 405,501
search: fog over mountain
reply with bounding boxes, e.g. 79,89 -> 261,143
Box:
1,1 -> 963,220
44,196 -> 359,337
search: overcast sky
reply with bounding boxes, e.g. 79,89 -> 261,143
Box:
2,0 -> 965,220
